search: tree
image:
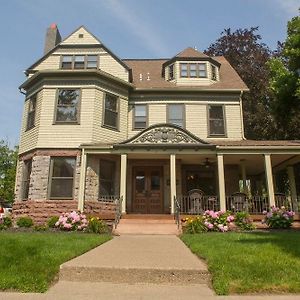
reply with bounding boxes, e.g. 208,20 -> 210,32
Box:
205,27 -> 276,139
268,15 -> 300,139
0,140 -> 18,203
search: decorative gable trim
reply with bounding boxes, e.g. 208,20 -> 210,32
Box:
118,123 -> 212,146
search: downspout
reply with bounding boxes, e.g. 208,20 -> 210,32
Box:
239,90 -> 246,140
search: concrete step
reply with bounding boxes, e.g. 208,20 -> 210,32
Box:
119,218 -> 176,224
114,223 -> 181,235
122,214 -> 174,220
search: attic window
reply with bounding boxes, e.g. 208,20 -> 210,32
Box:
211,65 -> 217,81
78,34 -> 84,38
168,64 -> 174,80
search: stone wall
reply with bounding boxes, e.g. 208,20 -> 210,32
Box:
12,200 -> 117,225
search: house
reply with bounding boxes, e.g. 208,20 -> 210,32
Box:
13,24 -> 300,224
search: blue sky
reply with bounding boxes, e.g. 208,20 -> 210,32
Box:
0,0 -> 299,146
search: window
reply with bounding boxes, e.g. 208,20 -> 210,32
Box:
190,64 -> 197,77
168,64 -> 174,80
61,55 -> 99,69
103,93 -> 118,129
99,160 -> 115,196
87,55 -> 98,69
26,95 -> 37,130
22,159 -> 32,200
61,55 -> 73,69
49,157 -> 75,199
208,105 -> 225,136
134,105 -> 147,129
74,55 -> 85,69
168,104 -> 184,127
55,89 -> 80,123
198,63 -> 207,77
211,65 -> 217,80
180,64 -> 188,77
179,63 -> 207,78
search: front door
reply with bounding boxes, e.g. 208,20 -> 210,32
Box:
132,167 -> 163,214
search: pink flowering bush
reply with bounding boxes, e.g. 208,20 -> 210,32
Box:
263,206 -> 295,229
183,210 -> 235,233
55,211 -> 88,231
203,210 -> 234,232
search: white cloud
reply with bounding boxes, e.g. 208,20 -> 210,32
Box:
102,0 -> 170,56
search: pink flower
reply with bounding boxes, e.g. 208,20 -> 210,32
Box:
227,216 -> 234,222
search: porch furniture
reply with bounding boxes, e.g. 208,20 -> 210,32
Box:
230,192 -> 248,212
188,189 -> 204,214
275,193 -> 291,209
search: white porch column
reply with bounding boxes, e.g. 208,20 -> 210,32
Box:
170,154 -> 176,214
287,165 -> 298,211
264,154 -> 275,207
77,149 -> 87,212
120,154 -> 127,213
240,159 -> 247,194
217,154 -> 226,211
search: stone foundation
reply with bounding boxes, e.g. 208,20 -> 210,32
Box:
12,200 -> 117,225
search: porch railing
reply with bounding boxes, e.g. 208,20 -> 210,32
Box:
176,195 -> 219,215
226,196 -> 269,214
98,195 -> 123,228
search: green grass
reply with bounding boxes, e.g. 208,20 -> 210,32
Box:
181,232 -> 300,295
0,232 -> 111,292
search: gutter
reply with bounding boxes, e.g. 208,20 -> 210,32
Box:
239,90 -> 246,140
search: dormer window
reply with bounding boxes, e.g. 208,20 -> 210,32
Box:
211,65 -> 217,81
168,64 -> 174,80
61,55 -> 98,70
179,63 -> 207,78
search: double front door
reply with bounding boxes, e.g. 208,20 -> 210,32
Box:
132,166 -> 163,214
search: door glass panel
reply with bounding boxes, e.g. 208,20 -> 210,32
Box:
136,171 -> 145,193
151,172 -> 160,190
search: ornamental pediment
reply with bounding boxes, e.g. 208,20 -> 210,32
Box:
120,124 -> 210,145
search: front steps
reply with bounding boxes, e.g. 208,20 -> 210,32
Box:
113,214 -> 181,235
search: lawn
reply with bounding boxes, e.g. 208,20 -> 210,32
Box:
0,232 -> 111,292
181,231 -> 300,295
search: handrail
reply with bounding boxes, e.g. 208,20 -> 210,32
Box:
174,196 -> 180,229
114,196 -> 123,229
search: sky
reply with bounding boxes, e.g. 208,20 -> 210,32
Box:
0,0 -> 299,146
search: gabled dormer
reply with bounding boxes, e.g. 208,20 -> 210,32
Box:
163,47 -> 221,86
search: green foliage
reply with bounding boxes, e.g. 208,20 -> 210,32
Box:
183,216 -> 207,234
33,225 -> 47,231
47,216 -> 59,228
263,206 -> 294,229
234,212 -> 255,231
16,216 -> 34,228
87,217 -> 108,234
0,232 -> 111,292
268,15 -> 300,139
0,216 -> 12,230
0,140 -> 18,203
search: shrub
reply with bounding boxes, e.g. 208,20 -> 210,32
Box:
203,210 -> 235,232
55,211 -> 88,231
34,225 -> 47,231
234,211 -> 255,231
16,216 -> 34,228
47,216 -> 59,228
183,216 -> 207,234
0,216 -> 12,230
263,206 -> 295,229
87,217 -> 108,234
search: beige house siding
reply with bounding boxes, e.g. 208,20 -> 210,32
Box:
34,55 -> 61,71
61,27 -> 100,45
19,90 -> 42,154
36,87 -> 94,149
127,102 -> 243,140
92,89 -> 128,144
100,53 -> 129,82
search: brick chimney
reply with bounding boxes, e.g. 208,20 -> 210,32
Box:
44,23 -> 61,54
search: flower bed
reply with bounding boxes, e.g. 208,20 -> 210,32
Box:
263,206 -> 295,229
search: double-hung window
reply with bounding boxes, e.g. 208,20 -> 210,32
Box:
26,95 -> 37,130
208,105 -> 225,136
189,64 -> 197,77
49,157 -> 76,199
103,94 -> 118,129
74,55 -> 85,69
168,104 -> 184,128
168,64 -> 174,80
198,63 -> 207,77
55,89 -> 80,123
180,64 -> 188,77
87,55 -> 98,69
61,55 -> 98,69
211,65 -> 217,80
99,160 -> 116,196
134,105 -> 147,129
61,56 -> 73,69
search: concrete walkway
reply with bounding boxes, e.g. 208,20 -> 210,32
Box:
60,235 -> 210,284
